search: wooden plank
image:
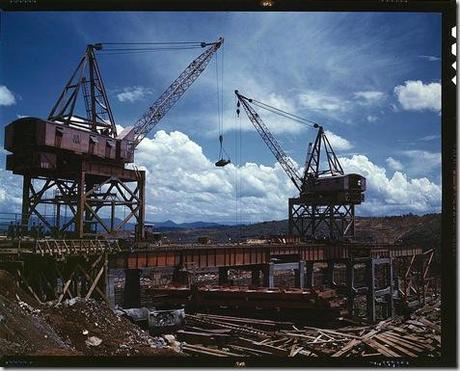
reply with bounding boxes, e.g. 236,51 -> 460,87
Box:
383,332 -> 431,351
85,265 -> 105,299
307,338 -> 349,345
237,337 -> 289,356
332,339 -> 361,357
302,326 -> 361,339
182,345 -> 227,357
228,344 -> 273,356
182,343 -> 244,357
374,334 -> 418,357
385,330 -> 428,346
418,318 -> 441,333
289,346 -> 304,357
363,338 -> 400,357
186,326 -> 232,335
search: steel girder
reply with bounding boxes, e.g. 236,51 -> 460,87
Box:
21,169 -> 145,240
288,198 -> 355,241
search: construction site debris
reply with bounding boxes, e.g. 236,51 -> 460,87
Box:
85,336 -> 102,347
115,306 -> 185,333
144,285 -> 347,322
0,270 -> 178,357
178,297 -> 441,358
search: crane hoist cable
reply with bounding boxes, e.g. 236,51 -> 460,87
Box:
214,46 -> 231,167
242,96 -> 321,128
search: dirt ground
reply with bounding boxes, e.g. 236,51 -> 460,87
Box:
0,270 -> 178,358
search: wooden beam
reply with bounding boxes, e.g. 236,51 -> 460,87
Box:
85,265 -> 105,299
57,273 -> 75,305
16,269 -> 43,304
77,264 -> 108,303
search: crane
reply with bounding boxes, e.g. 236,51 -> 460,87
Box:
47,38 -> 224,150
234,90 -> 366,240
4,37 -> 224,239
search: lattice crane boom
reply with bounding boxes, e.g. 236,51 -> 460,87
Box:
235,90 -> 303,192
132,37 -> 224,147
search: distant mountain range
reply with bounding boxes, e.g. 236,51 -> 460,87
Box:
158,213 -> 442,250
147,220 -> 228,230
0,215 -> 230,232
0,213 -> 441,253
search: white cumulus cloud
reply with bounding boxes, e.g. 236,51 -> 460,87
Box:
324,130 -> 353,151
116,86 -> 153,103
340,155 -> 441,215
400,150 -> 441,177
0,172 -> 23,212
0,130 -> 441,223
135,130 -> 297,223
0,85 -> 16,106
386,157 -> 404,171
134,131 -> 439,221
394,80 -> 441,112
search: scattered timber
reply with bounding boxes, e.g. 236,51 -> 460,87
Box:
178,298 -> 441,358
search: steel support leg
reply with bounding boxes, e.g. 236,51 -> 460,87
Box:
218,267 -> 229,285
124,269 -> 141,308
263,263 -> 274,288
251,268 -> 261,286
21,175 -> 31,230
346,260 -> 355,316
105,267 -> 116,309
295,261 -> 305,289
305,262 -> 314,288
172,266 -> 189,286
388,258 -> 394,317
366,259 -> 376,323
327,261 -> 336,288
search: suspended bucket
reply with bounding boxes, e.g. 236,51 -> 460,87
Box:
215,134 -> 231,167
215,158 -> 231,167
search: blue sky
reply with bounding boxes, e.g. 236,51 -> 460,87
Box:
0,12 -> 442,223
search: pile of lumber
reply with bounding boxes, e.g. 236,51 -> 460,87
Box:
177,299 -> 441,358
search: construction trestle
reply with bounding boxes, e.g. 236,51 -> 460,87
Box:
0,239 -> 434,323
0,238 -> 120,305
110,241 -> 430,323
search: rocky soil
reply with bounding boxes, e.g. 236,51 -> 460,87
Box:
0,270 -> 179,358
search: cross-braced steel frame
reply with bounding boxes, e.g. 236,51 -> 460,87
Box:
21,168 -> 145,240
288,197 -> 355,241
